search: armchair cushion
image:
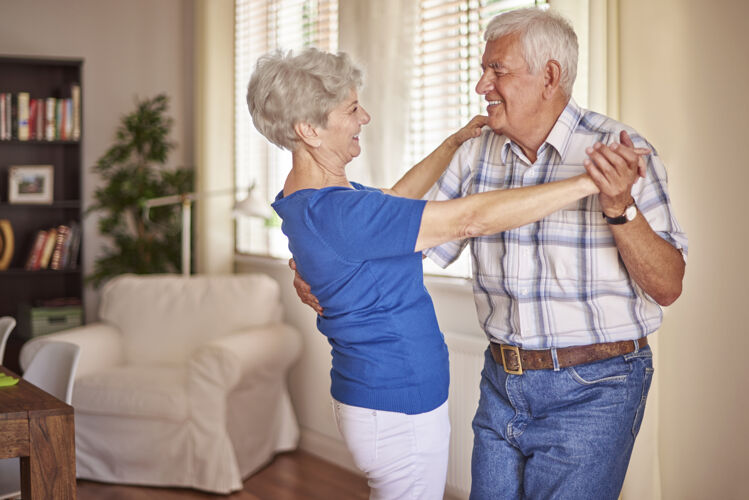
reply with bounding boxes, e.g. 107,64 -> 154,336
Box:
73,366 -> 188,421
99,273 -> 283,365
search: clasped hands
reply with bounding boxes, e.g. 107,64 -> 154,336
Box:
584,130 -> 650,217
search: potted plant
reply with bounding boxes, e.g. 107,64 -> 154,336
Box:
87,94 -> 193,287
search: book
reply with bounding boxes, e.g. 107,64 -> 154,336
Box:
17,92 -> 30,140
45,97 -> 56,140
63,98 -> 73,140
49,224 -> 69,270
10,93 -> 17,139
71,84 -> 81,141
36,98 -> 45,140
25,229 -> 48,270
55,98 -> 63,140
28,98 -> 38,140
0,93 -> 6,140
38,227 -> 57,269
64,222 -> 81,269
6,93 -> 12,140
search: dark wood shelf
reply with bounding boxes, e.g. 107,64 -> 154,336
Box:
0,267 -> 80,276
0,55 -> 84,369
0,139 -> 80,145
0,200 -> 81,209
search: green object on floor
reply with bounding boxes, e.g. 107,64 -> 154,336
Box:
0,373 -> 19,387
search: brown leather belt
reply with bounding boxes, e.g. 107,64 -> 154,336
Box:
489,338 -> 648,375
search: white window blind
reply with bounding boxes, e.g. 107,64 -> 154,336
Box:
408,0 -> 548,166
411,0 -> 547,277
234,0 -> 338,257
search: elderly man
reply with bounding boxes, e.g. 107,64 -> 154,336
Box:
421,7 -> 687,500
292,7 -> 686,499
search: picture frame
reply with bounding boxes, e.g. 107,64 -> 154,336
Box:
8,165 -> 54,204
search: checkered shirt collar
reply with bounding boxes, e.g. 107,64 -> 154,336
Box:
499,98 -> 584,164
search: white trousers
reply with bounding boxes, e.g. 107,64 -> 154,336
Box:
332,399 -> 450,500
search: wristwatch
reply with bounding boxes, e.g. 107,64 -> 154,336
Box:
603,201 -> 637,225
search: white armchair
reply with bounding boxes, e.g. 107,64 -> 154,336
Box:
19,273 -> 301,494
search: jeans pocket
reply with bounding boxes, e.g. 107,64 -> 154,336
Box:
333,401 -> 378,473
565,356 -> 631,406
566,355 -> 631,385
632,366 -> 654,437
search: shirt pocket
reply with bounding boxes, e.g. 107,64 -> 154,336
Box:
539,202 -> 630,283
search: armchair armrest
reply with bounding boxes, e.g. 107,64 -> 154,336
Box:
188,323 -> 301,393
19,322 -> 124,378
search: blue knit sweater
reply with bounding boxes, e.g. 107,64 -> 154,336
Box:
272,183 -> 449,415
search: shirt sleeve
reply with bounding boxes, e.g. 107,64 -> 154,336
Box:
621,133 -> 689,261
421,137 -> 480,268
305,186 -> 426,262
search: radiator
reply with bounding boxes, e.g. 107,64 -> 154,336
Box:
444,331 -> 488,500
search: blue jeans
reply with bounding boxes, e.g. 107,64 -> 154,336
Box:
470,344 -> 654,500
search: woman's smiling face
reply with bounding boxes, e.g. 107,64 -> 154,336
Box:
315,88 -> 371,165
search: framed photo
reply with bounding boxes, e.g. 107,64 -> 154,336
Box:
8,165 -> 54,204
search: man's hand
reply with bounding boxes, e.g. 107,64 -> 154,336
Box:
584,130 -> 650,217
289,258 -> 323,315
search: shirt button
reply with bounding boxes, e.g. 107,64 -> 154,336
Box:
520,288 -> 528,296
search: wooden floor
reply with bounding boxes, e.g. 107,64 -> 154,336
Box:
76,450 -> 369,500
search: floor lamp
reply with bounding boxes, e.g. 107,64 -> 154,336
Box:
142,183 -> 271,277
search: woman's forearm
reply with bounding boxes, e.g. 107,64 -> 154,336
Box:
414,174 -> 598,252
388,136 -> 461,199
386,115 -> 487,199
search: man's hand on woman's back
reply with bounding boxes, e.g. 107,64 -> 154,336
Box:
289,258 -> 324,315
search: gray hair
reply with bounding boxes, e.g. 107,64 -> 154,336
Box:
247,47 -> 364,151
485,8 -> 578,96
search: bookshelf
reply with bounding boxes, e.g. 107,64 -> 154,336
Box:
0,56 -> 83,372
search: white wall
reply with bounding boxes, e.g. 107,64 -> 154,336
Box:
0,0 -> 195,320
619,1 -> 749,498
5,1 -> 748,497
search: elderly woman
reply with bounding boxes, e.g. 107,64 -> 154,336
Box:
247,47 -> 642,499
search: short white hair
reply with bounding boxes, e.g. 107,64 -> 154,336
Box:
485,8 -> 578,96
247,47 -> 364,151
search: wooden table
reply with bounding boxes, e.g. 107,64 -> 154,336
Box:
0,366 -> 76,499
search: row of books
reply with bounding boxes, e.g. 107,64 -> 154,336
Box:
0,84 -> 81,141
24,222 -> 81,271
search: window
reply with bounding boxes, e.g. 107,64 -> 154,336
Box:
407,0 -> 548,166
411,0 -> 548,277
234,0 -> 590,277
234,0 -> 337,257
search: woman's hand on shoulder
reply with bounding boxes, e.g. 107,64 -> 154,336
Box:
449,115 -> 488,149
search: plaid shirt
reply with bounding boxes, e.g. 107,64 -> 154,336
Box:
425,99 -> 688,349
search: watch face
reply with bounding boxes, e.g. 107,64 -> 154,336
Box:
625,204 -> 637,221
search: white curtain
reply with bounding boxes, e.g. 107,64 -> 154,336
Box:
337,0 -> 418,188
555,1 -> 662,498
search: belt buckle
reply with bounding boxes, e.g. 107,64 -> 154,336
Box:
500,345 -> 523,375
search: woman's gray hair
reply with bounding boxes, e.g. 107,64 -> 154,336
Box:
247,47 -> 364,151
485,8 -> 578,97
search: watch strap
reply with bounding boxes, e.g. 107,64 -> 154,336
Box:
603,202 -> 637,225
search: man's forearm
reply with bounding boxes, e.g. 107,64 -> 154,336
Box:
610,214 -> 685,306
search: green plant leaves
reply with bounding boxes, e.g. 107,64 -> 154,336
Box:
87,94 -> 194,287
